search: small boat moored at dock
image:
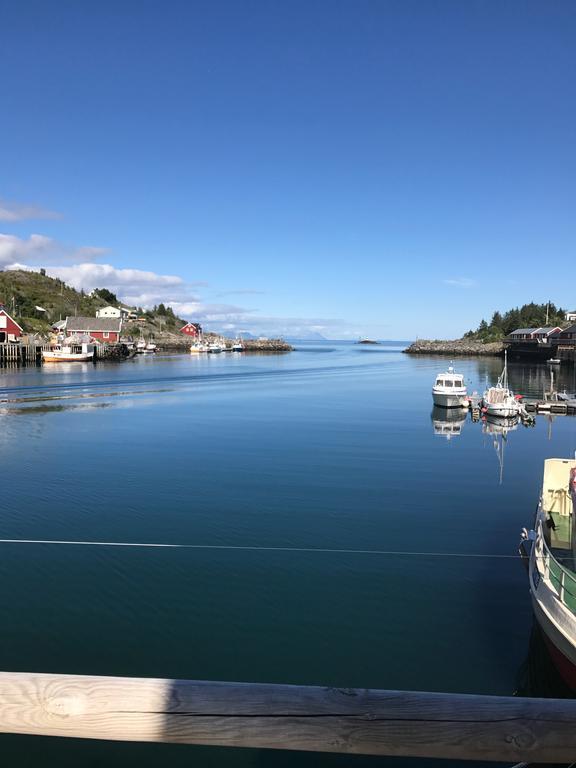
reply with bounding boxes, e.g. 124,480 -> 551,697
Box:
190,342 -> 209,353
42,336 -> 96,363
431,366 -> 468,408
482,351 -> 521,418
521,457 -> 576,690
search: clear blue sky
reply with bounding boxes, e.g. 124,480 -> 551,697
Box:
1,0 -> 574,338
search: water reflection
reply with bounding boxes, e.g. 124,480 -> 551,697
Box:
516,622 -> 573,699
482,415 -> 520,485
430,406 -> 467,440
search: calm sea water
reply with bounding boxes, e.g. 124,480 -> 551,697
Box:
1,343 -> 575,767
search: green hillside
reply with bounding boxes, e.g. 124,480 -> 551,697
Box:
0,269 -> 186,335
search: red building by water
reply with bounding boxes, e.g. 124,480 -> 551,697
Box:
180,322 -> 202,338
64,316 -> 122,343
0,306 -> 23,343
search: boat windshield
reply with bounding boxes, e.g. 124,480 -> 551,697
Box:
444,380 -> 453,387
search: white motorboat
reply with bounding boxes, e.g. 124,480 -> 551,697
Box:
232,341 -> 245,352
43,336 -> 96,363
482,351 -> 521,417
207,343 -> 223,353
190,342 -> 209,353
520,457 -> 576,691
136,339 -> 147,353
145,342 -> 157,353
431,366 -> 468,408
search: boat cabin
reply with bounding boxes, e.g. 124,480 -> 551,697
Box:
434,368 -> 465,390
541,458 -> 576,563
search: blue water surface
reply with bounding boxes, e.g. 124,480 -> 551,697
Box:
1,342 -> 575,766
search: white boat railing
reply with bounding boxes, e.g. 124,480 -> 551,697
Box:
533,518 -> 576,616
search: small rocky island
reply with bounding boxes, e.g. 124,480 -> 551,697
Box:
357,339 -> 379,345
404,339 -> 504,356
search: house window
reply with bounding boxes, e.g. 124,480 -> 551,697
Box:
103,332 -> 110,339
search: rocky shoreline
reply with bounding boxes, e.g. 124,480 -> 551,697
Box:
155,335 -> 293,353
404,339 -> 504,357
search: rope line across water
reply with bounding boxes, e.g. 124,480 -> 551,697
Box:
0,538 -> 521,559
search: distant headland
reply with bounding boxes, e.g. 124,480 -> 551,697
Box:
405,301 -> 575,360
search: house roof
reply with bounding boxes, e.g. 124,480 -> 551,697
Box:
0,308 -> 23,331
65,316 -> 121,332
560,324 -> 576,334
510,328 -> 539,335
536,326 -> 562,334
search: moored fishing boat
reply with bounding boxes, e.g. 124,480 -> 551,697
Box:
482,351 -> 521,417
190,342 -> 209,353
232,340 -> 245,352
520,457 -> 576,690
431,366 -> 468,408
42,336 -> 96,363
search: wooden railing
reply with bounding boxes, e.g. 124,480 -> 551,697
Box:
1,672 -> 576,762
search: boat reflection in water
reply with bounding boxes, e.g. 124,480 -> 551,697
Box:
482,415 -> 519,485
431,406 -> 467,440
516,622 -> 573,699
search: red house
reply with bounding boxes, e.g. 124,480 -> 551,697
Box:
65,316 -> 122,343
0,307 -> 23,343
180,322 -> 202,338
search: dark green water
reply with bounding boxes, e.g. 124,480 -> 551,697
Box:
1,343 -> 575,766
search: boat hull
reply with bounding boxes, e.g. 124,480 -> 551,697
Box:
42,353 -> 94,362
531,594 -> 576,692
431,392 -> 468,408
484,403 -> 519,417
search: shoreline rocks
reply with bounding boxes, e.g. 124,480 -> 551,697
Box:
404,339 -> 504,357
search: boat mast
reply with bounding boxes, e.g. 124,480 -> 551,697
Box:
502,349 -> 509,391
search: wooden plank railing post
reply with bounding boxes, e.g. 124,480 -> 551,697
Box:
1,674 -> 576,761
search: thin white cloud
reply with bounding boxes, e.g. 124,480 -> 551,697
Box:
0,199 -> 62,221
45,263 -> 184,294
0,234 -> 54,267
214,289 -> 265,298
0,233 -> 107,267
443,277 -> 477,288
1,232 -> 354,338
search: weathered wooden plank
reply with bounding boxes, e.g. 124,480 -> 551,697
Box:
0,673 -> 576,761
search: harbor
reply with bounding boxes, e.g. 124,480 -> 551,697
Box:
1,342 -> 575,766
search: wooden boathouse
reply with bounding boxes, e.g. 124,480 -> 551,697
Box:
505,326 -> 576,362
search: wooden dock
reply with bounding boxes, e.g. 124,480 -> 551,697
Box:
1,672 -> 576,762
0,343 -> 47,367
524,399 -> 576,414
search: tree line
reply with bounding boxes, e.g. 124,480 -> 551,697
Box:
463,302 -> 567,342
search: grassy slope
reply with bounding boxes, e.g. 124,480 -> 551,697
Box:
0,270 -> 187,337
